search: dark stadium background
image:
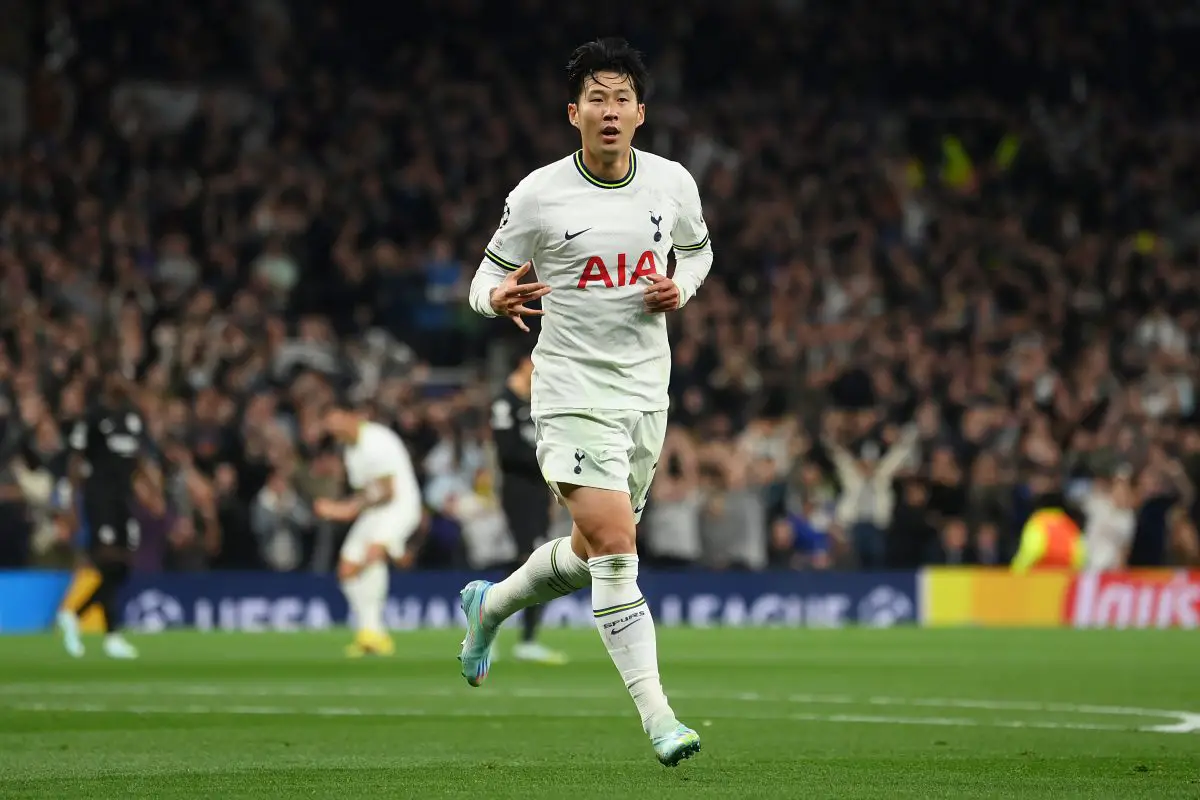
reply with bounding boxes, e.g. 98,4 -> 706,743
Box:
0,0 -> 1198,575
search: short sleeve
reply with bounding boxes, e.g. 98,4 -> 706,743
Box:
483,182 -> 542,272
362,428 -> 403,482
671,166 -> 710,254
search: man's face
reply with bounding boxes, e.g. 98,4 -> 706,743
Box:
103,371 -> 132,404
322,409 -> 352,441
515,359 -> 534,392
568,71 -> 644,157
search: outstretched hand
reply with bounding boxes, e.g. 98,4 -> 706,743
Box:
489,262 -> 552,332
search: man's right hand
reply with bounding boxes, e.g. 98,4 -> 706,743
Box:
489,262 -> 551,332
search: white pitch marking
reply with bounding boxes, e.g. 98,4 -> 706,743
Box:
1,683 -> 1196,734
0,701 -> 1148,734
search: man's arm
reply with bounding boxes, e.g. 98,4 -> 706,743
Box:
469,262 -> 510,319
670,164 -> 714,308
314,475 -> 395,523
469,182 -> 544,319
65,415 -> 92,531
1010,523 -> 1048,574
188,468 -> 222,556
137,420 -> 163,483
877,424 -> 920,481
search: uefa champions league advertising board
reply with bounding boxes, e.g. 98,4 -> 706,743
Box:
10,568 -> 1200,633
117,570 -> 920,633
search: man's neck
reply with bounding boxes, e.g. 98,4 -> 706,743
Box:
581,145 -> 630,182
506,373 -> 531,400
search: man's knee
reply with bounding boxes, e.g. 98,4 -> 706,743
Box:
561,485 -> 636,557
339,543 -> 389,580
337,559 -> 359,581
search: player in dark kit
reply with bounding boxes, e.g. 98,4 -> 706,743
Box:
491,352 -> 568,665
56,366 -> 161,659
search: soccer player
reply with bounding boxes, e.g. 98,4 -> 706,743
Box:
58,366 -> 159,659
460,38 -> 712,766
491,349 -> 568,665
316,403 -> 422,657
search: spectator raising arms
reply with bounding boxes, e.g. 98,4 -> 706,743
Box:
1,0 -> 1200,574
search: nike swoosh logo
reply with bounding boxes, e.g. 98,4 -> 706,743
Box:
564,228 -> 592,241
609,618 -> 644,636
633,504 -> 645,514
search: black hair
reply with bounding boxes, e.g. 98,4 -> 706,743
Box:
567,38 -> 650,103
510,339 -> 535,370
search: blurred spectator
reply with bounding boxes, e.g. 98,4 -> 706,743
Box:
824,424 -> 919,568
643,427 -> 704,567
251,465 -> 313,572
1,0 -> 1200,573
1081,466 -> 1138,572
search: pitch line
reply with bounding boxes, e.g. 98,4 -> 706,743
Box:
2,686 -> 1198,734
0,701 -> 1138,734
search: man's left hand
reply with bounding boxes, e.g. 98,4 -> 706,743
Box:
642,272 -> 680,313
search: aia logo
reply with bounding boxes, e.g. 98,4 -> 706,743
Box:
577,251 -> 658,288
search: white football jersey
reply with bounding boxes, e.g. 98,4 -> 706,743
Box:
470,148 -> 714,413
344,421 -> 421,516
1083,490 -> 1136,571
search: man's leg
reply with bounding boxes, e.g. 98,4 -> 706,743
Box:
501,475 -> 566,663
459,533 -> 589,682
59,567 -> 101,658
461,410 -> 697,765
58,505 -> 105,657
588,409 -> 698,765
540,410 -> 697,763
65,559 -> 137,659
460,413 -> 598,685
96,556 -> 138,659
59,513 -> 139,659
563,483 -> 698,767
520,603 -> 541,644
339,523 -> 394,657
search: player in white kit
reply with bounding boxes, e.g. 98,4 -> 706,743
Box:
1082,465 -> 1138,572
458,38 -> 713,766
316,404 -> 422,657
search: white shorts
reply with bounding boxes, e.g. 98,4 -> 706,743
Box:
339,506 -> 420,564
534,408 -> 667,524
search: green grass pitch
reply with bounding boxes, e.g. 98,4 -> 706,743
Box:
1,627 -> 1197,798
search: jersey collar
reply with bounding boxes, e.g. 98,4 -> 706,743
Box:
573,148 -> 637,189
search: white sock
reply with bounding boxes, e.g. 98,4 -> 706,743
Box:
356,561 -> 389,633
589,554 -> 675,737
483,536 -> 590,625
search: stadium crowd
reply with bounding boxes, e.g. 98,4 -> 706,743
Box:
1,0 -> 1200,573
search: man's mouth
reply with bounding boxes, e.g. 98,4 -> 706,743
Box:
600,125 -> 620,141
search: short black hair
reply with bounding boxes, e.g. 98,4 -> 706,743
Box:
511,349 -> 534,372
567,38 -> 650,103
